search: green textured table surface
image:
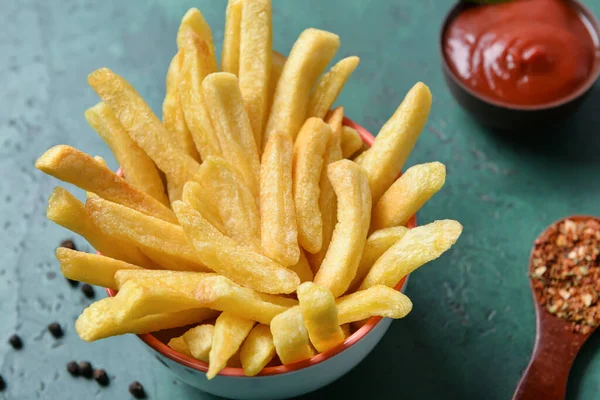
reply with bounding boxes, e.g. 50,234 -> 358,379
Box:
2,0 -> 600,398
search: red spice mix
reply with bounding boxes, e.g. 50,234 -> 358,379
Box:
531,218 -> 600,334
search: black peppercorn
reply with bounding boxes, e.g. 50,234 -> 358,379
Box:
48,322 -> 63,339
129,381 -> 146,398
8,334 -> 22,350
59,239 -> 76,250
78,361 -> 93,379
66,361 -> 79,376
81,284 -> 95,299
93,369 -> 109,386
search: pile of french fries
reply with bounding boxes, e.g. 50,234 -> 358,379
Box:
35,2 -> 463,379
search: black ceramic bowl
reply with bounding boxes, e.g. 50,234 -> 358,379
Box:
440,0 -> 600,130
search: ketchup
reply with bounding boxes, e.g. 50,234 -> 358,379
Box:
444,0 -> 599,106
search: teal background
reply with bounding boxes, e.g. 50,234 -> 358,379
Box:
2,0 -> 600,398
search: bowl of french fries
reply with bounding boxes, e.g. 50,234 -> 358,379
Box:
35,2 -> 462,399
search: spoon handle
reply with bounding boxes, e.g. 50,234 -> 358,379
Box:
512,313 -> 588,400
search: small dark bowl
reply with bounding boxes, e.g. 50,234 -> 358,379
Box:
440,0 -> 600,131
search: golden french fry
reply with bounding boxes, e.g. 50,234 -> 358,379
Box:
85,102 -> 170,205
293,118 -> 332,254
88,68 -> 201,192
183,324 -> 214,362
371,162 -> 446,232
297,282 -> 345,352
178,27 -> 222,160
260,131 -> 300,266
307,108 -> 344,271
56,248 -> 141,289
357,82 -> 432,203
266,51 -> 286,126
173,200 -> 300,294
201,74 -> 261,202
36,145 -> 176,223
341,324 -> 352,339
176,8 -> 218,73
182,181 -> 226,234
114,270 -> 213,294
112,280 -> 203,323
168,336 -> 193,357
76,299 -> 216,342
314,160 -> 371,297
86,197 -> 208,272
221,0 -> 242,74
239,0 -> 272,150
337,285 -> 413,324
307,56 -> 360,119
191,157 -> 260,250
341,126 -> 363,159
207,312 -> 255,379
47,187 -> 155,268
289,250 -> 314,283
264,29 -> 340,146
240,324 -> 276,376
270,306 -> 314,364
162,52 -> 201,162
195,275 -> 296,324
360,220 -> 463,289
348,226 -> 409,293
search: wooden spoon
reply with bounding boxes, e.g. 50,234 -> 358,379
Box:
512,216 -> 599,400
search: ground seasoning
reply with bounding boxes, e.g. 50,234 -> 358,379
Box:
531,218 -> 600,334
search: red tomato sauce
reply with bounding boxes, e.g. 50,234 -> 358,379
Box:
444,0 -> 599,106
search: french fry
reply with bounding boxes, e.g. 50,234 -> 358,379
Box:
341,125 -> 363,159
76,299 -> 216,342
85,102 -> 170,205
307,56 -> 360,119
371,162 -> 446,231
266,51 -> 286,127
297,282 -> 345,352
357,82 -> 432,203
56,248 -> 141,290
182,181 -> 226,234
112,281 -> 203,323
176,8 -> 218,72
348,226 -> 409,293
114,270 -> 213,294
270,306 -> 314,364
341,324 -> 352,339
337,285 -> 413,324
238,0 -> 272,150
202,74 -> 261,202
87,68 -> 201,192
289,250 -> 314,283
293,118 -> 332,254
162,52 -> 201,163
307,108 -> 344,271
191,157 -> 260,250
86,197 -> 209,272
168,336 -> 193,357
240,324 -> 276,376
260,131 -> 300,266
46,187 -> 155,268
207,312 -> 255,379
195,275 -> 296,324
36,145 -> 176,223
221,0 -> 242,74
183,324 -> 214,362
360,220 -> 463,290
314,160 -> 371,297
173,200 -> 300,294
264,29 -> 340,146
178,27 -> 222,161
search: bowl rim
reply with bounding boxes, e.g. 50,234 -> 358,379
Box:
105,117 -> 416,378
439,0 -> 600,111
